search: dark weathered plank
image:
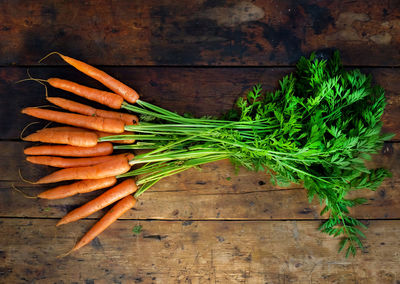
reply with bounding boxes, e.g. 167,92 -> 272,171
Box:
0,0 -> 399,66
2,142 -> 399,220
1,218 -> 399,283
1,67 -> 399,140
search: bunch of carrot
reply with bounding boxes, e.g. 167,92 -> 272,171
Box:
20,51 -> 391,257
21,53 -> 142,254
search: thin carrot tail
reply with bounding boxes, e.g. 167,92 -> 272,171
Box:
38,51 -> 62,63
28,69 -> 49,98
18,168 -> 37,185
11,184 -> 37,199
56,225 -> 79,258
15,78 -> 47,84
20,121 -> 40,140
56,247 -> 76,258
20,121 -> 54,141
15,69 -> 49,97
21,121 -> 54,142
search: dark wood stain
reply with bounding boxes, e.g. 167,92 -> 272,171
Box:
143,235 -> 167,241
0,0 -> 399,66
182,221 -> 193,226
300,1 -> 334,35
90,237 -> 103,250
1,1 -> 399,283
299,207 -> 313,214
41,4 -> 58,22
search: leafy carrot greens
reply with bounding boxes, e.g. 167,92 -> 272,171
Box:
99,51 -> 392,256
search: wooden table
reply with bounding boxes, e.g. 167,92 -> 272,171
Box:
1,1 -> 400,283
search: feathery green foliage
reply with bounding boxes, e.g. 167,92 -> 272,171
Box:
100,51 -> 393,256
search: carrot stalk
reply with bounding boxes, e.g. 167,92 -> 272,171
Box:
47,97 -> 138,125
24,142 -> 113,157
71,195 -> 136,252
21,107 -> 125,133
57,179 -> 137,226
55,53 -> 139,103
38,177 -> 117,199
35,156 -> 131,184
26,153 -> 134,168
23,127 -> 98,147
47,78 -> 124,109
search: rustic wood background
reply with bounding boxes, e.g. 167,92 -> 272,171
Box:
1,0 -> 400,283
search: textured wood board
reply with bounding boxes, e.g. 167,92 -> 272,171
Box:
1,1 -> 399,282
0,0 -> 399,66
1,218 -> 399,283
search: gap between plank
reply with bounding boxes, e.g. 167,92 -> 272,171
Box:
1,216 -> 399,221
3,64 -> 400,69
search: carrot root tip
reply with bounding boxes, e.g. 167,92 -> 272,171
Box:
56,248 -> 75,258
20,121 -> 41,140
11,184 -> 37,199
38,51 -> 63,64
18,168 -> 38,185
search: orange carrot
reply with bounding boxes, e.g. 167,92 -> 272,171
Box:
57,179 -> 137,226
43,126 -> 88,132
38,177 -> 117,199
47,78 -> 124,109
26,153 -> 134,168
35,156 -> 131,184
93,109 -> 138,126
23,127 -> 98,147
71,195 -> 136,252
22,107 -> 125,133
95,131 -> 135,144
47,97 -> 138,125
56,53 -> 139,103
24,142 -> 113,157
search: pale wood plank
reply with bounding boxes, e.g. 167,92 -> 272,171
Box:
1,219 -> 399,283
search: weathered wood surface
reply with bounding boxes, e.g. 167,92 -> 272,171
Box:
2,0 -> 400,282
1,67 -> 399,140
1,0 -> 399,66
2,64 -> 399,283
1,141 -> 399,221
1,219 -> 399,283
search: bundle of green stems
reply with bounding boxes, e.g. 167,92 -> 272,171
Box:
99,52 -> 392,256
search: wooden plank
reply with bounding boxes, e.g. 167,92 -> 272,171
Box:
0,0 -> 399,66
1,218 -> 399,283
1,67 -> 399,140
2,141 -> 399,220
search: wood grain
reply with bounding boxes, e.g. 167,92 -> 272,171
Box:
1,0 -> 399,282
0,0 -> 399,66
2,141 -> 399,220
1,218 -> 399,283
2,67 -> 400,140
